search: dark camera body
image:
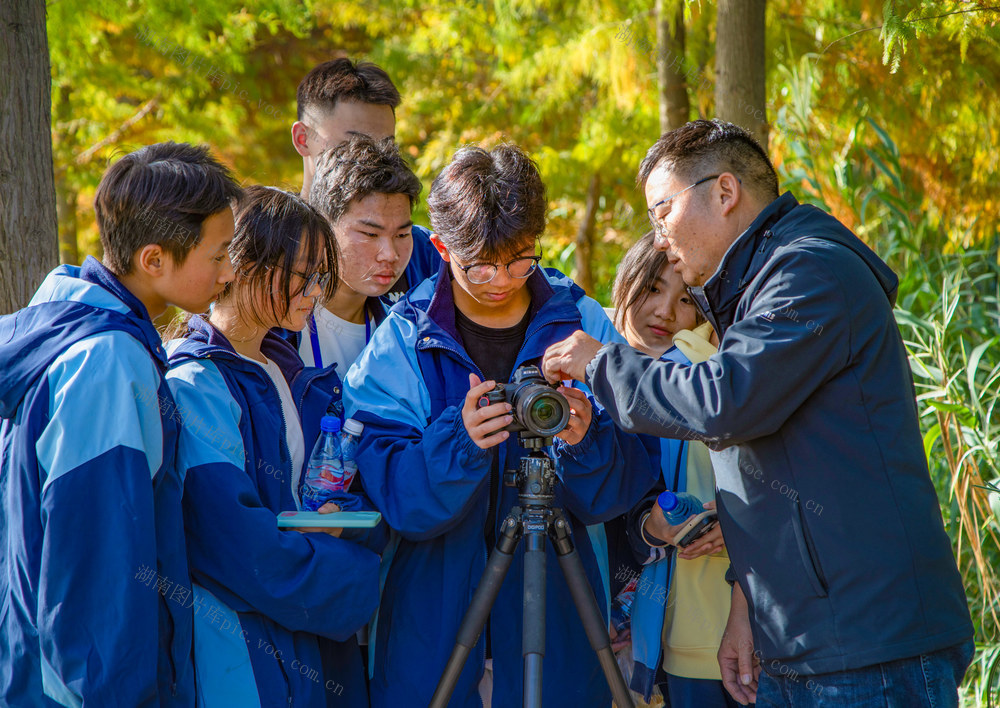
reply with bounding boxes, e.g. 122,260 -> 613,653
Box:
477,365 -> 571,439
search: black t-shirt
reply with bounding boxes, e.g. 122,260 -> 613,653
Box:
454,303 -> 531,660
454,306 -> 531,386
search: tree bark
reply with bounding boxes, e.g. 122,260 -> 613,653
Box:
574,172 -> 600,296
0,0 -> 58,314
715,0 -> 769,148
656,0 -> 690,134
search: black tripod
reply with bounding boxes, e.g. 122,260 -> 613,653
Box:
430,435 -> 635,708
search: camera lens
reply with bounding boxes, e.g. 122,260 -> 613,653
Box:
517,388 -> 570,437
531,399 -> 558,424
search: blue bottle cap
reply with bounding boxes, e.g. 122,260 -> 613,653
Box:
656,490 -> 679,512
320,416 -> 342,433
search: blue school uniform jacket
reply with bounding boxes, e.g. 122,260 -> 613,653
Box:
626,349 -> 691,701
0,257 -> 193,707
165,316 -> 382,707
343,263 -> 659,708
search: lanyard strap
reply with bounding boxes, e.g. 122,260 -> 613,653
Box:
308,306 -> 373,369
308,312 -> 323,368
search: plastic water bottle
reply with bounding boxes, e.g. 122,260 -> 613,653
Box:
302,416 -> 343,511
656,490 -> 704,525
340,418 -> 364,492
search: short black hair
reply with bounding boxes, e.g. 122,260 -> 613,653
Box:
309,135 -> 421,225
427,143 -> 547,263
611,231 -> 704,331
95,142 -> 243,275
637,119 -> 779,203
224,185 -> 338,330
296,58 -> 401,122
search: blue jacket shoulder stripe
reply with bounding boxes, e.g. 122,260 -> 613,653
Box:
165,358 -> 246,471
37,331 -> 164,490
344,312 -> 431,427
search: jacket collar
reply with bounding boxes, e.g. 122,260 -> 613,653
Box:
81,256 -> 154,323
179,314 -> 306,384
80,256 -> 167,366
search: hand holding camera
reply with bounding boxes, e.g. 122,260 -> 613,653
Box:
463,374 -> 513,449
465,364 -> 588,449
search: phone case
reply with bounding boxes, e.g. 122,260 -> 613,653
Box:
672,510 -> 718,547
277,511 -> 382,528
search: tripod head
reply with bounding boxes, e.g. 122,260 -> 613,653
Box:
503,435 -> 557,509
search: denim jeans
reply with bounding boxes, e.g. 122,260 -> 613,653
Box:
660,673 -> 745,708
755,640 -> 975,708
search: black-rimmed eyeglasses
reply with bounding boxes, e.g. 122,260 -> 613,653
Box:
647,175 -> 723,236
457,255 -> 542,285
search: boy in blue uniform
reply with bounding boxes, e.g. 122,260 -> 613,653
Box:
0,142 -> 242,707
344,143 -> 659,708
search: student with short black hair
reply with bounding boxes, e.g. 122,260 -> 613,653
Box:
0,141 -> 242,707
166,186 -> 381,707
291,57 -> 439,305
299,135 -> 422,373
344,143 -> 659,708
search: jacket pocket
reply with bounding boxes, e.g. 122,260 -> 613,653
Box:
790,505 -> 828,598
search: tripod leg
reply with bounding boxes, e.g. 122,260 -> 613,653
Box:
430,511 -> 523,708
550,512 -> 636,708
522,521 -> 546,708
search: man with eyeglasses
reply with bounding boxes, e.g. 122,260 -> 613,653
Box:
542,119 -> 974,707
291,58 -> 440,306
343,143 -> 659,708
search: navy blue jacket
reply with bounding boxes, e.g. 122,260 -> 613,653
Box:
344,263 -> 659,707
166,317 -> 382,707
586,192 -> 973,674
0,258 -> 193,706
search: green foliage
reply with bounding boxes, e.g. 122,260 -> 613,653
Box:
776,96 -> 1000,704
45,2 -> 1000,700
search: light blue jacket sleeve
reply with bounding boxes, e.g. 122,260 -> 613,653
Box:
35,333 -> 163,707
551,298 -> 660,524
167,359 -> 380,642
343,314 -> 493,542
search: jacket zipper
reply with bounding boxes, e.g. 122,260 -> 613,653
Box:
417,310 -> 578,699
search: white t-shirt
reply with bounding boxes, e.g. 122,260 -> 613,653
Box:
298,306 -> 368,375
240,353 -> 306,509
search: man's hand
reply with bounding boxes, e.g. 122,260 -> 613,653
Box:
542,331 -> 603,384
554,386 -> 592,446
462,373 -> 512,450
292,502 -> 343,538
718,582 -> 760,705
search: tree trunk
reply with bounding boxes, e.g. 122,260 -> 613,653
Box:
656,0 -> 689,134
715,0 -> 768,148
56,181 -> 79,265
574,172 -> 600,296
0,0 -> 58,314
